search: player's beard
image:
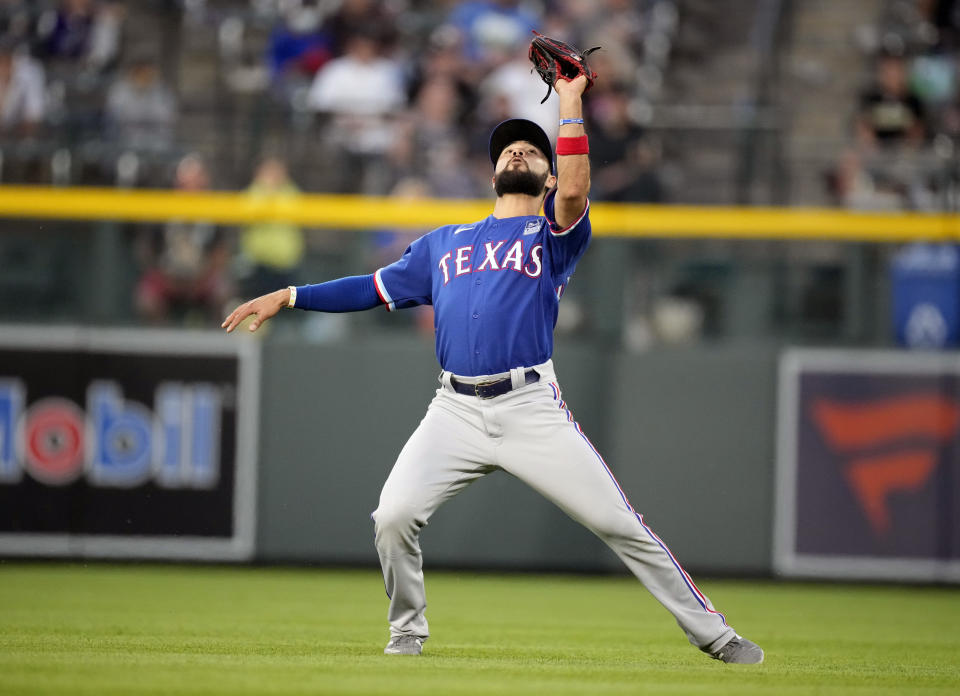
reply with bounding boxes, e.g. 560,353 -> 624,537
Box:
494,166 -> 549,197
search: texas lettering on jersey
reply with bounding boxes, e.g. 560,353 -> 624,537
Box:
437,240 -> 544,284
374,190 -> 591,376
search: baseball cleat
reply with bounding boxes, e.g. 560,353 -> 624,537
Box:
708,635 -> 764,664
384,635 -> 423,655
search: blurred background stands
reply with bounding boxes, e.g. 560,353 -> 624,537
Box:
0,0 -> 956,350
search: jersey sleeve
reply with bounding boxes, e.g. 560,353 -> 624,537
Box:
373,234 -> 433,311
543,188 -> 592,279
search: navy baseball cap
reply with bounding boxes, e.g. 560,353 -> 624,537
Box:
489,119 -> 554,173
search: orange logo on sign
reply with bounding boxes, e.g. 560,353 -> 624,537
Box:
810,395 -> 958,535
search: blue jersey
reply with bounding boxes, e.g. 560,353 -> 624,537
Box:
373,190 -> 591,376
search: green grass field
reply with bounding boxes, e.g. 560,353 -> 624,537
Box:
1,563 -> 958,695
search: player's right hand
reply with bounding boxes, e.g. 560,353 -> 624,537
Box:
221,288 -> 289,333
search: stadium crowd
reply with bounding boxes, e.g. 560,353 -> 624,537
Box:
1,0 -> 959,335
827,0 -> 960,211
0,0 -> 674,202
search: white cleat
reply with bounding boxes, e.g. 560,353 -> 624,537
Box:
709,635 -> 764,664
384,635 -> 423,655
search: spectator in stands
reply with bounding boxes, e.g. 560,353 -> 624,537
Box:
825,148 -> 907,210
0,1 -> 35,46
448,0 -> 539,66
307,27 -> 406,193
35,0 -> 122,74
392,76 -> 479,198
591,0 -> 647,56
548,0 -> 642,91
135,154 -> 233,325
406,26 -> 477,121
588,84 -> 663,202
918,0 -> 960,50
266,2 -> 333,102
478,41 -> 558,143
857,51 -> 927,149
323,0 -> 398,57
0,38 -> 45,137
104,50 -> 177,152
238,156 -> 305,298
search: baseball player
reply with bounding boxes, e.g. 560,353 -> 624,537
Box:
222,72 -> 764,664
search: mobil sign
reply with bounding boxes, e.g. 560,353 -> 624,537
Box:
775,349 -> 960,583
0,327 -> 259,560
0,379 -> 221,489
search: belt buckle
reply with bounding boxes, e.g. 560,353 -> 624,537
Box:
474,379 -> 501,399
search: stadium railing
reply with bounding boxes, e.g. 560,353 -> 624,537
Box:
0,185 -> 957,346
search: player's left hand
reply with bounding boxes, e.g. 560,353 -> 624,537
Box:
221,288 -> 288,333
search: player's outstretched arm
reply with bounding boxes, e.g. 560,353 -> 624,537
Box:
222,288 -> 290,333
553,74 -> 591,230
223,275 -> 385,332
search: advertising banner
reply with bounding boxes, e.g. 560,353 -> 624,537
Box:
0,326 -> 259,560
776,349 -> 960,582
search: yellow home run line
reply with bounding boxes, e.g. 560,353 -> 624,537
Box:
0,185 -> 956,241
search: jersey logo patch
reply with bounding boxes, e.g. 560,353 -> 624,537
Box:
523,221 -> 541,235
454,225 -> 474,235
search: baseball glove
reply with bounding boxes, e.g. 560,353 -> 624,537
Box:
528,31 -> 601,104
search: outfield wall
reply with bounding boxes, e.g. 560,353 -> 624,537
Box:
5,327 -> 958,579
254,338 -> 777,575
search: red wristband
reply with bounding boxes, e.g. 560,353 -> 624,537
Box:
556,135 -> 589,156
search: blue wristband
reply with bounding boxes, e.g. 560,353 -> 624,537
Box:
559,118 -> 584,126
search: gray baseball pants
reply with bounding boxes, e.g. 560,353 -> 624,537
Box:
371,360 -> 735,653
